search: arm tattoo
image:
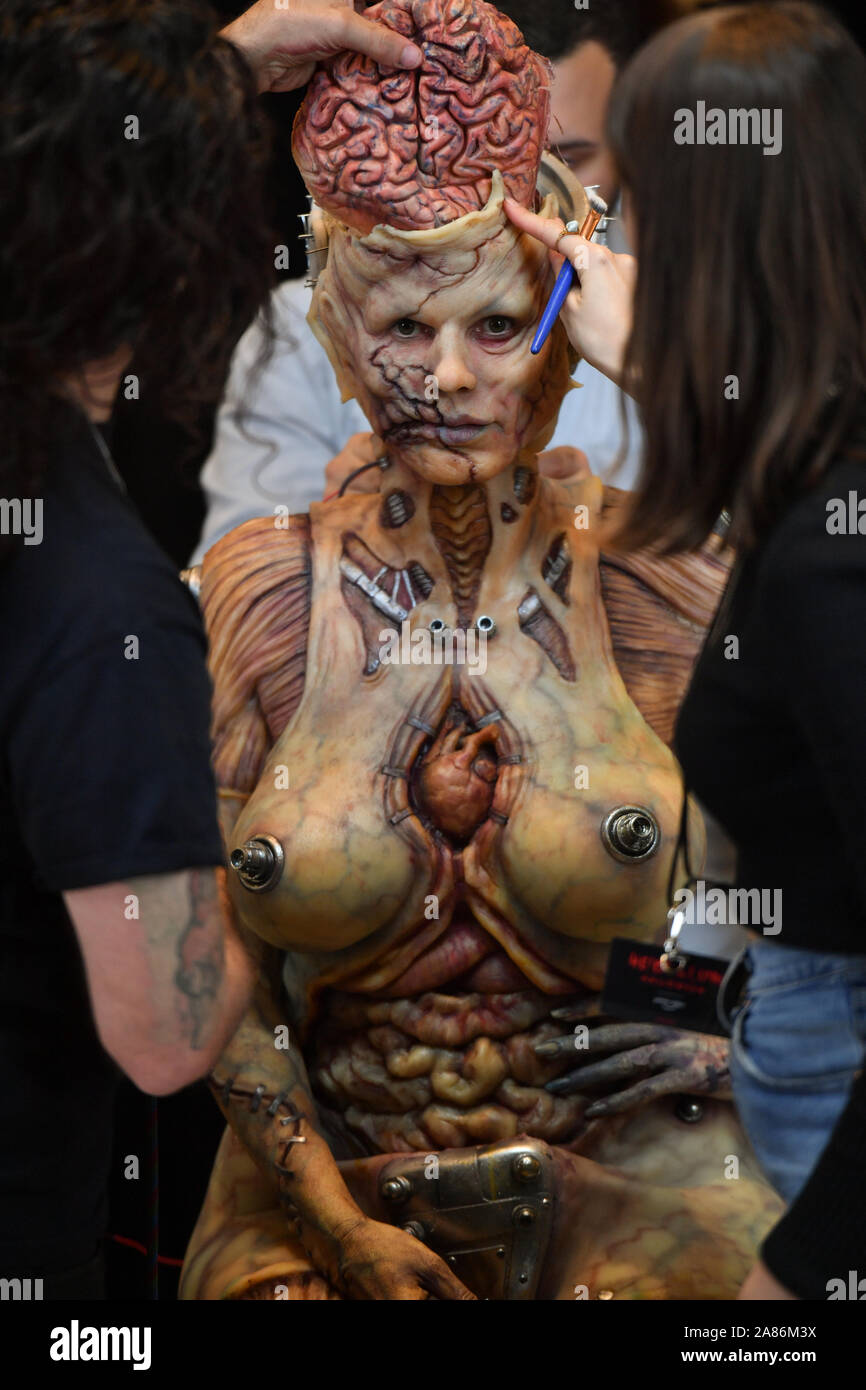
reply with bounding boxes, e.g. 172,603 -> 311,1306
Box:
174,869 -> 224,1048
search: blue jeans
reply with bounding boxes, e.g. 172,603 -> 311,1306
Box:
728,940 -> 866,1203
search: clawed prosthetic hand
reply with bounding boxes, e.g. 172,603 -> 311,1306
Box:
182,1 -> 782,1303
534,1001 -> 733,1117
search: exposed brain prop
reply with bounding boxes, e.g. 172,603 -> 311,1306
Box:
292,0 -> 551,234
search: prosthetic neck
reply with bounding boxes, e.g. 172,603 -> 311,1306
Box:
372,454 -> 544,629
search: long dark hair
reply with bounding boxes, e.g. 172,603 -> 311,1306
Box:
0,0 -> 275,503
606,2 -> 866,553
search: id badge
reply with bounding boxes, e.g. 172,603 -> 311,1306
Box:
600,938 -> 728,1036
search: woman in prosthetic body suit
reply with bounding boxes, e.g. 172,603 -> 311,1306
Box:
181,0 -> 781,1300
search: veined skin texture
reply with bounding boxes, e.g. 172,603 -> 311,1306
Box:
181,0 -> 780,1301
182,457 -> 781,1300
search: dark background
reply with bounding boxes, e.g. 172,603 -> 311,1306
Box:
106,0 -> 866,1299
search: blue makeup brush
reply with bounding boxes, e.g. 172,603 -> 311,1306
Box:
531,189 -> 608,355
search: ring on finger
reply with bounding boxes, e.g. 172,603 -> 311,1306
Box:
555,219 -> 581,251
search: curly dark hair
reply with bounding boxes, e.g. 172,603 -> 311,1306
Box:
0,0 -> 276,502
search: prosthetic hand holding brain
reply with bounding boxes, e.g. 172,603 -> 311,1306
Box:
180,0 -> 781,1303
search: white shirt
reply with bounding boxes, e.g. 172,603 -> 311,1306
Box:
192,275 -> 644,564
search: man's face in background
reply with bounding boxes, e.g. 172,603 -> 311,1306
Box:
548,39 -> 619,210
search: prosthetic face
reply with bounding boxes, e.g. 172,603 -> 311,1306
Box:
310,181 -> 575,486
293,0 -> 574,485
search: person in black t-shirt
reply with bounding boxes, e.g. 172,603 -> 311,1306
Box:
508,2 -> 866,1300
0,0 -> 421,1298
